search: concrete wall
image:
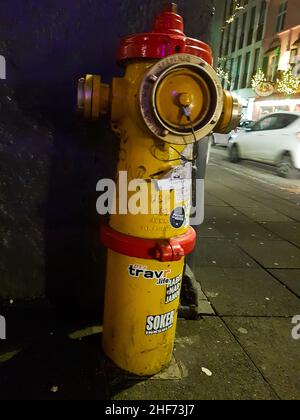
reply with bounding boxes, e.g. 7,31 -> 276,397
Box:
0,0 -> 215,316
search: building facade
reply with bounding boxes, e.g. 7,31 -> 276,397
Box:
254,0 -> 300,119
214,0 -> 300,120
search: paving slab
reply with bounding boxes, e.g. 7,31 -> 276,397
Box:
198,221 -> 225,239
112,318 -> 276,401
197,267 -> 300,317
204,206 -> 251,223
259,200 -> 300,223
237,240 -> 300,269
236,206 -> 293,223
194,238 -> 259,269
262,222 -> 300,247
204,192 -> 229,207
223,317 -> 300,400
205,182 -> 260,208
199,220 -> 280,240
0,334 -> 109,400
269,270 -> 300,298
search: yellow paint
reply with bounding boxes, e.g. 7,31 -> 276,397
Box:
155,69 -> 210,129
103,251 -> 184,376
109,62 -> 192,239
78,55 -> 242,377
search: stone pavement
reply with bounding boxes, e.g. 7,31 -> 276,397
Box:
0,152 -> 300,400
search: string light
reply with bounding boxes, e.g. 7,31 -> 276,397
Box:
251,69 -> 267,90
277,66 -> 300,96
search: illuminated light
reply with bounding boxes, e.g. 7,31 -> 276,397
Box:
256,98 -> 300,107
296,132 -> 300,140
277,66 -> 300,95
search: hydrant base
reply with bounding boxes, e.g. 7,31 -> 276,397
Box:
102,250 -> 184,376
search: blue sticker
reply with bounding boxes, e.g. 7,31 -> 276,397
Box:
170,207 -> 185,228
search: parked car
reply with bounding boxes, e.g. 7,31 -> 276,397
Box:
212,120 -> 254,147
228,112 -> 300,179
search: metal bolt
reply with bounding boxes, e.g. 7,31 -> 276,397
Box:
77,77 -> 86,110
149,74 -> 158,83
161,129 -> 169,137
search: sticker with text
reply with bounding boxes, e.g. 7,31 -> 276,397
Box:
128,264 -> 171,285
165,275 -> 181,304
145,310 -> 175,335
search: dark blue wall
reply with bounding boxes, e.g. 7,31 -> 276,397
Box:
0,0 -> 215,316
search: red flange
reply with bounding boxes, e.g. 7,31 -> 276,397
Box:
100,224 -> 196,262
117,5 -> 213,65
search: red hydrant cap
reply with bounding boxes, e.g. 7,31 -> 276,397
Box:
117,3 -> 213,65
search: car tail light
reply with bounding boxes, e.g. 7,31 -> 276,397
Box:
297,132 -> 300,140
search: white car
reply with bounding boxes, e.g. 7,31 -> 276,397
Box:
212,120 -> 253,147
228,112 -> 300,179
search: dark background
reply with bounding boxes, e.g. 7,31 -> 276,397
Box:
0,0 -> 215,320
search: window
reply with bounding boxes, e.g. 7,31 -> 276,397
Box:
224,24 -> 232,56
219,30 -> 225,57
269,53 -> 279,81
290,48 -> 299,71
262,56 -> 269,74
229,0 -> 234,18
234,56 -> 242,90
276,1 -> 287,33
275,114 -> 299,129
223,0 -> 229,25
242,52 -> 251,88
256,1 -> 267,42
230,58 -> 235,88
239,13 -> 247,50
250,48 -> 260,85
228,58 -> 234,89
252,115 -> 279,131
252,114 -> 298,132
247,7 -> 256,46
232,17 -> 239,52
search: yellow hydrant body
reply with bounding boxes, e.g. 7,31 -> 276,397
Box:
78,4 -> 242,376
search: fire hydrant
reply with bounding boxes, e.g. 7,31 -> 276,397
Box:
77,3 -> 242,376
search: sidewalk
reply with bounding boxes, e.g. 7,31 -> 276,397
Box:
1,162 -> 300,400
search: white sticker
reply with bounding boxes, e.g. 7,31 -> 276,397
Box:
155,163 -> 192,193
174,179 -> 192,203
145,310 -> 175,335
165,275 -> 181,303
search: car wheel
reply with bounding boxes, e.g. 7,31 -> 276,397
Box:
277,154 -> 298,179
229,144 -> 240,163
